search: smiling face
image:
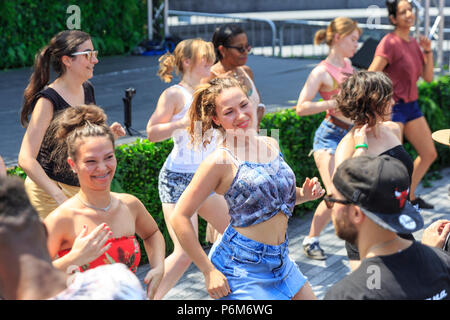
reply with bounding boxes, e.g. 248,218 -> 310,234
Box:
212,86 -> 256,132
334,29 -> 360,58
221,33 -> 250,67
69,39 -> 99,80
68,136 -> 116,191
391,0 -> 414,29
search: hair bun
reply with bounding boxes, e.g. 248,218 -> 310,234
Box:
55,104 -> 107,141
314,29 -> 327,45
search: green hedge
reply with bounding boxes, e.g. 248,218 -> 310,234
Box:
415,76 -> 450,171
0,0 -> 150,70
8,75 -> 450,265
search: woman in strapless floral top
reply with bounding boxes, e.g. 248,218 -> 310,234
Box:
44,104 -> 165,300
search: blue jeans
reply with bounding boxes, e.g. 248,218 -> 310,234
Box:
312,118 -> 352,155
209,225 -> 307,300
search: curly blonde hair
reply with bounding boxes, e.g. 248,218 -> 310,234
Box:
157,38 -> 215,83
337,71 -> 393,127
188,77 -> 246,148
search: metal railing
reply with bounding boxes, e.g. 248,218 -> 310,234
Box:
168,10 -> 278,56
278,19 -> 394,58
167,9 -> 449,72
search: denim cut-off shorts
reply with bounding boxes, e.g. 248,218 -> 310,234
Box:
312,118 -> 353,155
158,165 -> 195,204
391,100 -> 423,124
208,224 -> 308,300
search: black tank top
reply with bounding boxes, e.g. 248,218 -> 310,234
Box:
35,81 -> 96,186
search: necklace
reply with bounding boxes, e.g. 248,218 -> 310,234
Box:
365,236 -> 400,258
77,194 -> 112,212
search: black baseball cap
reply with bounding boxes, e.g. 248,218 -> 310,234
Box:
333,155 -> 424,234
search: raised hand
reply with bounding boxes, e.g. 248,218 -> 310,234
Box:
422,220 -> 450,249
419,35 -> 432,52
354,123 -> 371,145
110,122 -> 126,139
300,177 -> 325,203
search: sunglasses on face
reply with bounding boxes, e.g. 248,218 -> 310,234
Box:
71,50 -> 98,60
324,195 -> 353,209
224,44 -> 252,54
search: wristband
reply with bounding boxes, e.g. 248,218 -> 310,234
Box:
424,50 -> 432,54
355,143 -> 369,150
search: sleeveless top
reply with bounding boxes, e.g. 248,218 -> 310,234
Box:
36,81 -> 96,186
164,84 -> 218,173
380,145 -> 414,180
318,59 -> 354,101
240,67 -> 260,106
211,66 -> 260,106
220,144 -> 297,228
57,235 -> 141,274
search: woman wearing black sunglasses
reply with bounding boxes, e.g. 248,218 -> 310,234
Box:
210,24 -> 265,129
18,30 -> 125,219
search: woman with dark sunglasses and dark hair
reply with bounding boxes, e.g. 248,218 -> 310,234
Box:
18,30 -> 125,219
333,70 -> 416,271
210,24 -> 265,129
368,0 -> 437,210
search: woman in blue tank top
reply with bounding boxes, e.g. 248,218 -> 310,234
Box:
170,77 -> 325,300
146,39 -> 229,300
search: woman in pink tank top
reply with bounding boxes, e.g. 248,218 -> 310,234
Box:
295,17 -> 361,261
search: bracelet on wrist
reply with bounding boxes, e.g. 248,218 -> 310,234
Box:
424,50 -> 432,54
355,143 -> 369,150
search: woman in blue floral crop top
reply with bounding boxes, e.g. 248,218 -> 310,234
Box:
170,77 -> 325,300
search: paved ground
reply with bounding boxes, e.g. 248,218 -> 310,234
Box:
137,167 -> 450,300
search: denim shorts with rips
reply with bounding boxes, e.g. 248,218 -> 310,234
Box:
209,224 -> 308,300
312,118 -> 352,155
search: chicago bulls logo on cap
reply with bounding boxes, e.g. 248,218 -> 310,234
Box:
394,188 -> 409,208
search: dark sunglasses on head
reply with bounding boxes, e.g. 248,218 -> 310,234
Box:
224,44 -> 252,54
324,195 -> 353,209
